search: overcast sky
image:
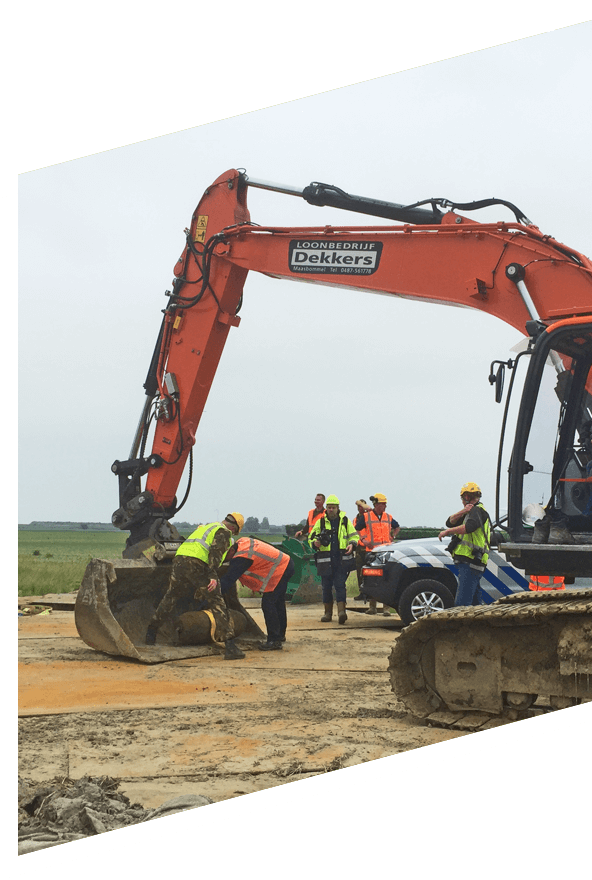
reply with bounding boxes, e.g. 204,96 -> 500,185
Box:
18,20 -> 592,529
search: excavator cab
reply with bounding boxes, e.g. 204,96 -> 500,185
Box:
500,318 -> 592,577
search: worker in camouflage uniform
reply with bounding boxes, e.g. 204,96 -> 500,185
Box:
145,512 -> 246,660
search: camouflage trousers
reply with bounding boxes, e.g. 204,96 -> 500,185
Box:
148,555 -> 235,643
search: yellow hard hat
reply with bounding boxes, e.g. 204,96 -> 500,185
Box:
226,512 -> 245,532
372,493 -> 387,503
460,482 -> 481,496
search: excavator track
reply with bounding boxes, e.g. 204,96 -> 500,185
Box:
389,589 -> 592,730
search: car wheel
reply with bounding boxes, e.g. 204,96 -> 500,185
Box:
398,579 -> 455,626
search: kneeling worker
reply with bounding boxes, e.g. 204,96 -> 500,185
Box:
145,512 -> 246,660
220,538 -> 295,651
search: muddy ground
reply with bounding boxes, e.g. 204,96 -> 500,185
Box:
18,597 -> 467,809
19,600 -> 472,796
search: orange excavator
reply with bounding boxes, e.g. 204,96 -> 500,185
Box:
76,169 -> 592,721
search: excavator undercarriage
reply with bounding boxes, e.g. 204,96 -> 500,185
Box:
389,589 -> 592,730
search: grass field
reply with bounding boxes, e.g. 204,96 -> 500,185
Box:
18,530 -> 362,599
18,530 -> 128,597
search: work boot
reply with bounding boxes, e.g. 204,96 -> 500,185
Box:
145,625 -> 158,645
548,517 -> 576,545
532,516 -> 550,544
321,602 -> 334,622
366,600 -> 377,615
224,639 -> 245,660
381,606 -> 391,616
258,641 -> 283,651
337,601 -> 347,625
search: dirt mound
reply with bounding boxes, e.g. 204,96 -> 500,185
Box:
18,775 -> 212,855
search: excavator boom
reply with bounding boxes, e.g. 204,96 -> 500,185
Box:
111,170 -> 592,543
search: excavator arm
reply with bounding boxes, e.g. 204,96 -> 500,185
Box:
111,173 -> 252,554
111,168 -> 592,556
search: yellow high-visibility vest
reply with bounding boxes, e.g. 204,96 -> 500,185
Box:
176,522 -> 229,563
455,504 -> 491,567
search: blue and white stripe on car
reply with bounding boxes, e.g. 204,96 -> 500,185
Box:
369,537 -> 529,603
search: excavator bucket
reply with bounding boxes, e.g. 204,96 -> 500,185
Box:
75,557 -> 265,664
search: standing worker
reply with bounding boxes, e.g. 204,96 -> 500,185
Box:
220,538 -> 295,651
356,493 -> 400,615
310,495 -> 359,625
145,512 -> 246,660
438,482 -> 491,607
353,499 -> 372,600
295,494 -> 326,540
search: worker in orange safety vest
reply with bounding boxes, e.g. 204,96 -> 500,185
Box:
295,493 -> 326,540
356,494 -> 400,548
528,574 -> 566,591
220,538 -> 295,651
355,493 -> 400,615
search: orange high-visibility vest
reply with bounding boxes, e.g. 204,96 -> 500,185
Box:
359,511 -> 394,549
233,538 -> 290,594
307,508 -> 325,531
528,575 -> 566,591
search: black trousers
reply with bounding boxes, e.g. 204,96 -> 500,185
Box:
260,559 -> 294,642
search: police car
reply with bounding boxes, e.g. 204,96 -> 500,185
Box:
360,534 -> 531,626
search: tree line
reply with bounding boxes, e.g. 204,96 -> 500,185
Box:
173,517 -> 295,535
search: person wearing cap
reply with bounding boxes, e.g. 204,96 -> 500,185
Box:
145,512 -> 246,660
353,499 -> 372,598
438,482 -> 491,607
295,494 -> 326,540
355,493 -> 400,615
309,495 -> 359,625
